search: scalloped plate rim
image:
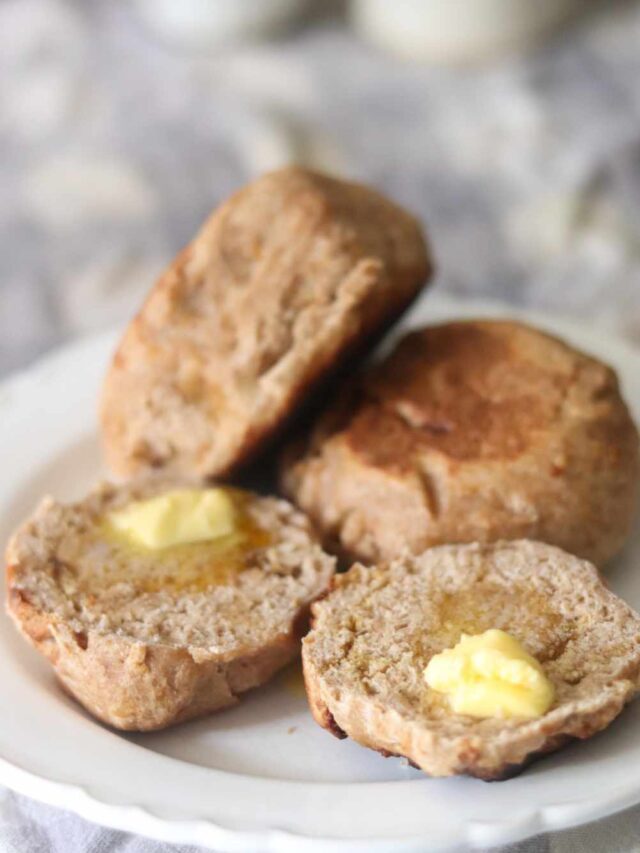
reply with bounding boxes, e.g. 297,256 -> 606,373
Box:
1,291 -> 639,852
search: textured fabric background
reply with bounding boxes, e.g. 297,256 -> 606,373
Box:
2,0 -> 640,379
1,0 -> 640,850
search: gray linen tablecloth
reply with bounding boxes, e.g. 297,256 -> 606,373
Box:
2,784 -> 640,852
1,0 -> 640,849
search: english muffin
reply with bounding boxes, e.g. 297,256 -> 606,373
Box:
100,167 -> 431,479
6,477 -> 335,730
282,320 -> 639,566
303,540 -> 640,780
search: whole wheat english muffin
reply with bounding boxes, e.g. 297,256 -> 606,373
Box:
101,167 -> 431,479
282,319 -> 639,566
303,540 -> 640,780
6,477 -> 335,731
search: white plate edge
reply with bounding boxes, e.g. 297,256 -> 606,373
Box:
1,293 -> 639,851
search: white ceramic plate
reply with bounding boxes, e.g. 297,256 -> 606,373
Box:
1,292 -> 640,852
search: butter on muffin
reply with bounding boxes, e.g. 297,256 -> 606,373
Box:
303,541 -> 640,779
6,477 -> 335,731
282,320 -> 639,566
100,167 -> 431,479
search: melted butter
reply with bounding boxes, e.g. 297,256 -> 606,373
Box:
436,585 -> 562,638
424,629 -> 555,719
98,489 -> 272,595
409,584 -> 568,719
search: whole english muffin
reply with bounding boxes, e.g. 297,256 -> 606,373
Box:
303,540 -> 640,780
101,167 -> 431,479
6,477 -> 335,731
282,320 -> 639,566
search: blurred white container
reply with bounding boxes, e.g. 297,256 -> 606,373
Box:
132,0 -> 310,49
352,0 -> 587,63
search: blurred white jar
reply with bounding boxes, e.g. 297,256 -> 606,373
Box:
352,0 -> 587,63
132,0 -> 310,49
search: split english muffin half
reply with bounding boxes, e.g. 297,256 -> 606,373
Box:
6,477 -> 335,731
303,540 -> 640,780
282,319 -> 640,566
101,167 -> 432,480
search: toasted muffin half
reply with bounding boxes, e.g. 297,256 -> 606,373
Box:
6,477 -> 335,731
303,540 -> 640,780
282,320 -> 639,566
100,167 -> 431,479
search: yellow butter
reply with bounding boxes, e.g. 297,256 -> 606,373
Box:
107,488 -> 237,550
424,629 -> 554,719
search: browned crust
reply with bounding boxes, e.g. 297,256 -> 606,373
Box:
221,281 -> 427,481
283,320 -> 640,567
472,735 -> 572,781
101,167 -> 432,480
7,563 -> 300,731
301,642 -> 347,740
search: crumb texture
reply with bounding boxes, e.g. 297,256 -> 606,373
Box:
6,476 -> 335,730
303,540 -> 640,779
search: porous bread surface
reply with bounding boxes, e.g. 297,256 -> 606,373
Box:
6,477 -> 335,730
303,541 -> 640,779
283,320 -> 640,566
101,167 -> 431,479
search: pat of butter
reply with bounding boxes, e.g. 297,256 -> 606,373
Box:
424,629 -> 554,719
107,488 -> 237,550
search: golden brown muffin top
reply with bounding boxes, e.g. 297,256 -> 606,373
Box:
342,320 -> 626,469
